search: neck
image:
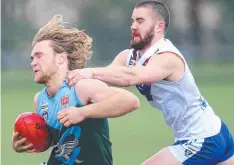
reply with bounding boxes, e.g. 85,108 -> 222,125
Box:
45,68 -> 68,97
138,35 -> 164,57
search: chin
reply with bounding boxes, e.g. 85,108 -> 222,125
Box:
34,76 -> 46,84
34,79 -> 43,84
131,38 -> 140,43
130,42 -> 143,50
130,41 -> 138,47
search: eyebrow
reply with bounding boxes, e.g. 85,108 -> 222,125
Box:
131,17 -> 145,22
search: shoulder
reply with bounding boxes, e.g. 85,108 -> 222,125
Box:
116,49 -> 133,60
33,88 -> 46,107
115,49 -> 131,61
157,39 -> 183,58
74,79 -> 110,104
74,79 -> 111,96
151,52 -> 184,68
153,38 -> 184,65
33,92 -> 40,113
117,49 -> 130,56
34,88 -> 47,102
75,79 -> 107,91
110,49 -> 131,67
33,92 -> 40,103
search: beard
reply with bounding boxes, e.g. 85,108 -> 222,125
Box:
34,72 -> 49,84
130,26 -> 154,50
34,66 -> 58,84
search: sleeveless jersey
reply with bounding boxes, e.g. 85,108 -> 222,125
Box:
37,79 -> 112,165
126,38 -> 221,140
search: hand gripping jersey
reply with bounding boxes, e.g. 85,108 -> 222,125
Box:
37,79 -> 112,165
126,38 -> 221,140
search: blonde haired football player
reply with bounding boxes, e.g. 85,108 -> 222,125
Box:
12,15 -> 140,165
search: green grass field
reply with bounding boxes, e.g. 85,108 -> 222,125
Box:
2,66 -> 234,165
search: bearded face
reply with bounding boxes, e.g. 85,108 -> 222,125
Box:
130,26 -> 155,50
130,7 -> 163,50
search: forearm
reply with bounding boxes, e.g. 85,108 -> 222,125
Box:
80,92 -> 140,119
93,66 -> 139,87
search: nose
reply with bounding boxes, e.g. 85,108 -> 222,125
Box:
31,58 -> 37,67
131,22 -> 137,31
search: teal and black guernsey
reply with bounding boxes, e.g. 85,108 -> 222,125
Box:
37,79 -> 112,165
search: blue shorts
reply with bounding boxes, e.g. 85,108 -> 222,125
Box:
169,121 -> 234,165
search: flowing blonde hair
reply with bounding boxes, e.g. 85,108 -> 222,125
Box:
32,14 -> 93,70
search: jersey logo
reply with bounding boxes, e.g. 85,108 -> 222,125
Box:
185,149 -> 193,157
199,96 -> 208,110
42,111 -> 48,123
183,139 -> 199,158
128,56 -> 136,67
41,103 -> 49,123
41,103 -> 48,111
129,60 -> 136,67
54,126 -> 83,165
61,95 -> 69,108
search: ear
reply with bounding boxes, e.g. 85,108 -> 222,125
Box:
155,21 -> 165,33
57,52 -> 67,64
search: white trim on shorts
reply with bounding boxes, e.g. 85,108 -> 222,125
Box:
168,139 -> 205,163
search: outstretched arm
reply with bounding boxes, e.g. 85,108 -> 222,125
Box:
57,79 -> 140,126
67,49 -> 129,86
93,52 -> 184,86
67,52 -> 184,87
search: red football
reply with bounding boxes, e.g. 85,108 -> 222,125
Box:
14,112 -> 51,152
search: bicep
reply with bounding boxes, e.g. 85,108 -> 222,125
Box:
75,79 -> 118,104
135,53 -> 182,84
147,54 -> 173,78
91,86 -> 118,103
108,49 -> 129,67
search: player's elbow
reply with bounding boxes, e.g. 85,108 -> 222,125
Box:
133,97 -> 140,110
127,79 -> 135,86
128,94 -> 140,111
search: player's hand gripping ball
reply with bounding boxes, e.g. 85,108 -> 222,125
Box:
14,112 -> 51,152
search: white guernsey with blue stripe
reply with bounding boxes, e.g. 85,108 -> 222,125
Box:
126,38 -> 234,164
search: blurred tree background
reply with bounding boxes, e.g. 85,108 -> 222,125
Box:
2,0 -> 234,70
